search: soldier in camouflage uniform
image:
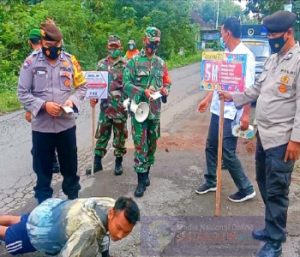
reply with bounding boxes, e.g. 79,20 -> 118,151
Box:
123,27 -> 172,197
89,35 -> 128,176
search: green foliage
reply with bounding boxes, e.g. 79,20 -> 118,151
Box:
0,0 -> 198,112
0,91 -> 21,113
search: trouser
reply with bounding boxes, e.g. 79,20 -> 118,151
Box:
32,126 -> 80,203
204,114 -> 254,194
94,112 -> 127,157
255,133 -> 294,242
132,118 -> 160,173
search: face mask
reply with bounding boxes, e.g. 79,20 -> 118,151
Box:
109,49 -> 121,59
220,37 -> 226,49
42,46 -> 62,60
129,44 -> 135,50
268,34 -> 287,54
146,42 -> 159,54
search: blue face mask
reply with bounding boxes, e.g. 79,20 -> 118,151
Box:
146,42 -> 159,54
268,34 -> 286,53
220,37 -> 226,49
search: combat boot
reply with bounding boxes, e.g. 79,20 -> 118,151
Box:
144,167 -> 150,187
86,155 -> 103,175
114,156 -> 123,176
134,173 -> 146,197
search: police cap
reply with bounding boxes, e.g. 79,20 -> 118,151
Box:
40,19 -> 63,42
263,11 -> 297,33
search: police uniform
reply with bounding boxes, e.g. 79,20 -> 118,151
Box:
232,11 -> 299,257
18,22 -> 87,203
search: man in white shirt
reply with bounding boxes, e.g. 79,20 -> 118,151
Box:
195,17 -> 256,203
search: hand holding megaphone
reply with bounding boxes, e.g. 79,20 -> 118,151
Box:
123,98 -> 150,123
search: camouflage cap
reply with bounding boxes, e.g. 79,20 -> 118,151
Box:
40,19 -> 63,41
128,39 -> 136,44
108,35 -> 121,47
28,28 -> 41,40
145,26 -> 161,42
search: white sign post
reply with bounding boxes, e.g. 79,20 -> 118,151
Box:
85,71 -> 109,175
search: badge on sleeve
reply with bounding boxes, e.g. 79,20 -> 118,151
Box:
23,58 -> 33,69
280,75 -> 289,84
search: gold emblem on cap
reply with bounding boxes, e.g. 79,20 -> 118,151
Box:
40,29 -> 45,37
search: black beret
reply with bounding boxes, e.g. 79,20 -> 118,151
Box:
40,19 -> 63,41
263,11 -> 297,33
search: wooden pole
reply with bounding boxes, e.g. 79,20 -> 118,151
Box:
91,106 -> 96,175
215,97 -> 225,216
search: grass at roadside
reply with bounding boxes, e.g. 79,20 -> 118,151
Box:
0,91 -> 21,114
0,52 -> 202,114
167,52 -> 202,69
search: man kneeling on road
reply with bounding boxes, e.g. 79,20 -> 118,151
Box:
0,196 -> 139,257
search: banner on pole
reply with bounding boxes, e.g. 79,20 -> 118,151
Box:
84,71 -> 108,99
200,51 -> 247,93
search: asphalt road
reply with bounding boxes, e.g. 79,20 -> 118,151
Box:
0,63 -> 299,257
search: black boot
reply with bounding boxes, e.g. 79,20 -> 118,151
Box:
144,167 -> 150,187
86,155 -> 103,175
134,173 -> 146,197
114,156 -> 123,176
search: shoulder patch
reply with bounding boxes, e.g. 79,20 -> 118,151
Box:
23,56 -> 34,69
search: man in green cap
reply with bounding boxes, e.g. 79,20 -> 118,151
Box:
28,28 -> 42,54
87,35 -> 128,176
123,26 -> 172,197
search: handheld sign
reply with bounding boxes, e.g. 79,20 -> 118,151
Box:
200,51 -> 247,93
84,71 -> 108,99
200,51 -> 247,216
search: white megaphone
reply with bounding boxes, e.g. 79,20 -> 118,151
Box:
123,98 -> 149,123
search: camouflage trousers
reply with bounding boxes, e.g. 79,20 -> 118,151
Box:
95,111 -> 128,157
132,118 -> 160,173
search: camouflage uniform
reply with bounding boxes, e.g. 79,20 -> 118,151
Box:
123,28 -> 171,176
94,51 -> 128,158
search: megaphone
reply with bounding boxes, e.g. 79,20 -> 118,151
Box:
123,98 -> 149,123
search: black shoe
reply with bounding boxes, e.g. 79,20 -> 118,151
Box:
195,183 -> 217,194
134,173 -> 146,197
252,228 -> 270,241
114,156 -> 123,176
256,241 -> 282,257
228,190 -> 256,203
144,167 -> 150,187
86,155 -> 103,175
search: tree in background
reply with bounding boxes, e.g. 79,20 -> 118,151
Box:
0,0 -> 197,95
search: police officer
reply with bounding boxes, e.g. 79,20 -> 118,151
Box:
123,27 -> 172,197
18,19 -> 87,203
88,35 -> 128,176
220,11 -> 300,257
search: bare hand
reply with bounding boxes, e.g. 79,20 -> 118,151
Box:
160,87 -> 168,96
197,99 -> 209,113
45,102 -> 61,117
240,116 -> 249,131
25,111 -> 32,122
218,91 -> 233,102
90,99 -> 98,108
144,89 -> 155,99
284,141 -> 300,162
64,99 -> 73,108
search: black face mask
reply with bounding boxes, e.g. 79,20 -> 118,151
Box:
268,34 -> 287,54
42,46 -> 62,60
146,42 -> 159,54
